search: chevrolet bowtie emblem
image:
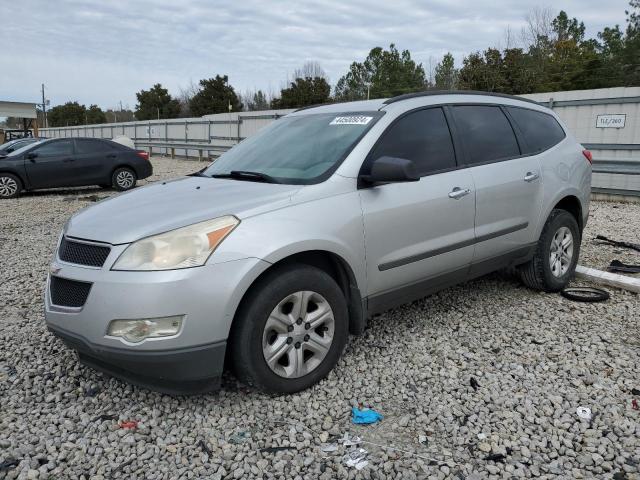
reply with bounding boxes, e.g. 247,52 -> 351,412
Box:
50,263 -> 61,275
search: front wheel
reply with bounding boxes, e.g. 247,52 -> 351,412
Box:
0,173 -> 22,199
111,167 -> 137,191
518,209 -> 580,292
230,264 -> 348,393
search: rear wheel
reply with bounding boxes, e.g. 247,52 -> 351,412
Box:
231,264 -> 348,393
0,173 -> 21,199
518,209 -> 580,292
112,167 -> 137,191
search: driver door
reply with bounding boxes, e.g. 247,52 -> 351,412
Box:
358,107 -> 476,309
24,139 -> 75,189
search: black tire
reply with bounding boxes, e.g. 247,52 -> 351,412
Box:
518,209 -> 581,292
0,173 -> 22,199
111,167 -> 137,191
561,287 -> 609,303
230,264 -> 349,394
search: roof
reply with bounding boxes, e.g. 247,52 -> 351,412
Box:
382,90 -> 540,106
0,101 -> 38,119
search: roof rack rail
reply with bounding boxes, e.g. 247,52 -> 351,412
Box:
382,90 -> 541,106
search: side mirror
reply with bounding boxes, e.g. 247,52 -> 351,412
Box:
27,152 -> 37,160
361,156 -> 420,185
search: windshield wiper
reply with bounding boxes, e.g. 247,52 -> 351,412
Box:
212,170 -> 280,184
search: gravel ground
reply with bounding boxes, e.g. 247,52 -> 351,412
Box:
1,157 -> 639,480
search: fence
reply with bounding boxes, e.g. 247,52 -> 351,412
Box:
39,89 -> 640,197
39,109 -> 294,160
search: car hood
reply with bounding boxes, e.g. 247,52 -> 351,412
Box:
65,176 -> 301,244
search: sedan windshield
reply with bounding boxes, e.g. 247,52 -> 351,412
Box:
203,112 -> 382,184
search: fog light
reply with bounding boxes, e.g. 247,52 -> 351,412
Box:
107,315 -> 183,343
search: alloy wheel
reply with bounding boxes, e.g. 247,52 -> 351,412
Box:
549,226 -> 573,277
262,290 -> 335,379
0,176 -> 18,197
116,170 -> 135,189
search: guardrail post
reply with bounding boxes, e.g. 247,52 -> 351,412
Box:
198,149 -> 203,161
149,146 -> 153,157
171,147 -> 175,159
185,120 -> 189,158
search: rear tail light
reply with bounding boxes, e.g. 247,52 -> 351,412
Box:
136,150 -> 149,161
582,149 -> 593,165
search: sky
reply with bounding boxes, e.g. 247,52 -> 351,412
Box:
0,0 -> 632,112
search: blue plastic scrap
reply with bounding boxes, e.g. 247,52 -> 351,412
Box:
351,407 -> 383,424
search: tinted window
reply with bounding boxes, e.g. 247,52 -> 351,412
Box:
367,108 -> 456,176
451,106 -> 520,165
507,107 -> 566,154
34,140 -> 74,157
76,139 -> 114,154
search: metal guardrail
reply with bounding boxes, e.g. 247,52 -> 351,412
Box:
591,159 -> 640,175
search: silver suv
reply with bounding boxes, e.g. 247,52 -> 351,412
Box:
45,92 -> 591,394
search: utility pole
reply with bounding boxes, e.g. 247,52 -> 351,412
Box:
41,84 -> 47,128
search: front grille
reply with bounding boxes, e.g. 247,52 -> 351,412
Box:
50,276 -> 92,308
59,238 -> 111,267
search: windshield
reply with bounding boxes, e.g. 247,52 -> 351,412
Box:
6,140 -> 39,157
203,112 -> 382,184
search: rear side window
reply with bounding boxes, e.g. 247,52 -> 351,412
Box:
507,107 -> 566,154
76,139 -> 115,154
451,106 -> 520,165
35,140 -> 74,157
367,107 -> 456,176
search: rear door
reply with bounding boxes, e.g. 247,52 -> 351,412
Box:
73,139 -> 119,185
359,107 -> 476,306
449,105 -> 544,265
24,139 -> 75,189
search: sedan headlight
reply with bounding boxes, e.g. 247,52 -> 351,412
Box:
112,216 -> 239,271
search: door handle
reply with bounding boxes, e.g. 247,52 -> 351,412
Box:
448,187 -> 471,199
107,154 -> 117,159
63,158 -> 74,163
524,171 -> 539,182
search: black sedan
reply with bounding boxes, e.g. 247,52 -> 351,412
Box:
0,138 -> 39,157
0,138 -> 152,199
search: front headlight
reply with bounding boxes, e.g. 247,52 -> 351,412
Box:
112,216 -> 239,271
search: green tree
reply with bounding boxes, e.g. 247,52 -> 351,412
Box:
104,108 -> 135,123
85,104 -> 106,124
272,77 -> 331,109
47,102 -> 86,127
434,53 -> 458,89
135,84 -> 180,120
189,75 -> 242,116
335,44 -> 427,100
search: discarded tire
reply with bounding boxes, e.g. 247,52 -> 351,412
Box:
560,287 -> 610,303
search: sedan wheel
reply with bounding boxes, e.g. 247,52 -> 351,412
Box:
0,174 -> 21,199
262,290 -> 335,379
112,167 -> 137,191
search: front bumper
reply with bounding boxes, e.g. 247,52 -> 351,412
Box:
44,252 -> 269,393
49,325 -> 225,394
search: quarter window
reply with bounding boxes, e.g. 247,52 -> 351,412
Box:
34,140 -> 74,157
367,107 -> 456,176
451,106 -> 520,165
507,107 -> 566,154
